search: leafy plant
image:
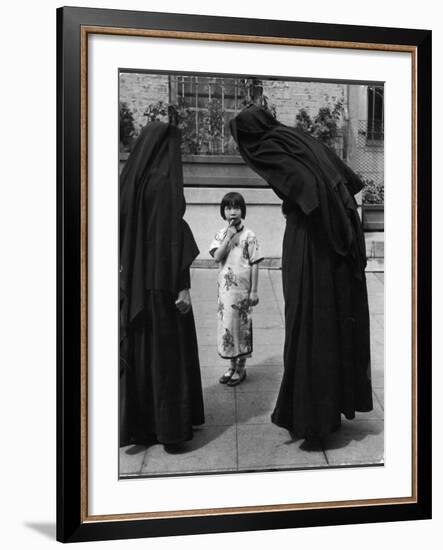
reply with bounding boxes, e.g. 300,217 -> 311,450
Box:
143,97 -> 225,155
119,102 -> 136,152
143,99 -> 201,153
295,101 -> 344,148
362,178 -> 384,204
169,98 -> 202,154
144,100 -> 169,122
201,98 -> 224,154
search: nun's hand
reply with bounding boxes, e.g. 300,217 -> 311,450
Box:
175,289 -> 192,314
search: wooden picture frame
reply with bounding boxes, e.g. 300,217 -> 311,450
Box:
57,6 -> 431,542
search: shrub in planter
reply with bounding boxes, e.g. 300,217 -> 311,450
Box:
295,101 -> 344,153
362,179 -> 384,205
361,179 -> 384,231
119,102 -> 136,152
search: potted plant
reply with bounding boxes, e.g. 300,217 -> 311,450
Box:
361,179 -> 384,231
295,101 -> 344,151
119,101 -> 136,153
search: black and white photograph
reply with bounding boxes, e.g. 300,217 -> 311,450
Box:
118,71 -> 385,478
0,0 -> 436,546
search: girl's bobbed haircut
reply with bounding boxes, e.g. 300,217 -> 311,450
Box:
220,192 -> 246,220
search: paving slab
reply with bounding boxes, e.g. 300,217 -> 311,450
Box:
252,315 -> 285,329
368,298 -> 384,315
197,344 -> 283,368
370,341 -> 385,389
197,346 -> 229,368
236,391 -> 278,424
365,258 -> 384,272
267,270 -> 285,319
355,396 -> 384,420
237,424 -> 327,470
235,364 -> 284,393
200,365 -> 283,398
201,386 -> 236,426
366,272 -> 384,292
374,272 -> 384,284
370,317 -> 384,347
194,311 -> 283,326
119,445 -> 147,476
252,328 -> 285,347
374,388 -> 384,410
193,325 -> 285,346
140,426 -> 238,475
323,419 -> 384,466
371,313 -> 384,331
120,268 -> 384,477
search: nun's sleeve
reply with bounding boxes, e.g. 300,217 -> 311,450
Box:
322,145 -> 365,196
178,220 -> 200,290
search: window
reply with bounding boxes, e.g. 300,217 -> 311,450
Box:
367,85 -> 384,142
171,76 -> 250,155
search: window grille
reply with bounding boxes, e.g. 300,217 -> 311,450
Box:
173,76 -> 247,155
367,86 -> 384,142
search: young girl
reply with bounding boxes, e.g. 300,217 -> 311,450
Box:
209,192 -> 264,386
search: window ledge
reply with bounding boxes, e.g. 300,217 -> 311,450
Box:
182,154 -> 244,164
365,139 -> 384,148
119,152 -> 245,164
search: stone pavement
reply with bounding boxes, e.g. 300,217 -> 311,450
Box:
120,268 -> 384,478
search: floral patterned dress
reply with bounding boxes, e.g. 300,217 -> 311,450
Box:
209,226 -> 264,359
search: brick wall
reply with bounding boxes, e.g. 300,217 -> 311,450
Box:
119,73 -> 169,132
119,74 -> 348,134
263,80 -> 347,127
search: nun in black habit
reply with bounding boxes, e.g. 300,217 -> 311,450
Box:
119,120 -> 204,447
230,105 -> 373,441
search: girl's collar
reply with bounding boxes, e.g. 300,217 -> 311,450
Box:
230,223 -> 244,233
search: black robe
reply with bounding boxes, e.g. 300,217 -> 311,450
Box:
119,121 -> 204,446
230,106 -> 373,439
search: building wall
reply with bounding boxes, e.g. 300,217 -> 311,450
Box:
120,74 -> 348,138
119,73 -> 169,132
119,76 -> 382,261
263,80 -> 347,127
347,85 -> 384,186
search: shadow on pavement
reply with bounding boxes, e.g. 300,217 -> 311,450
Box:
322,419 -> 384,451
